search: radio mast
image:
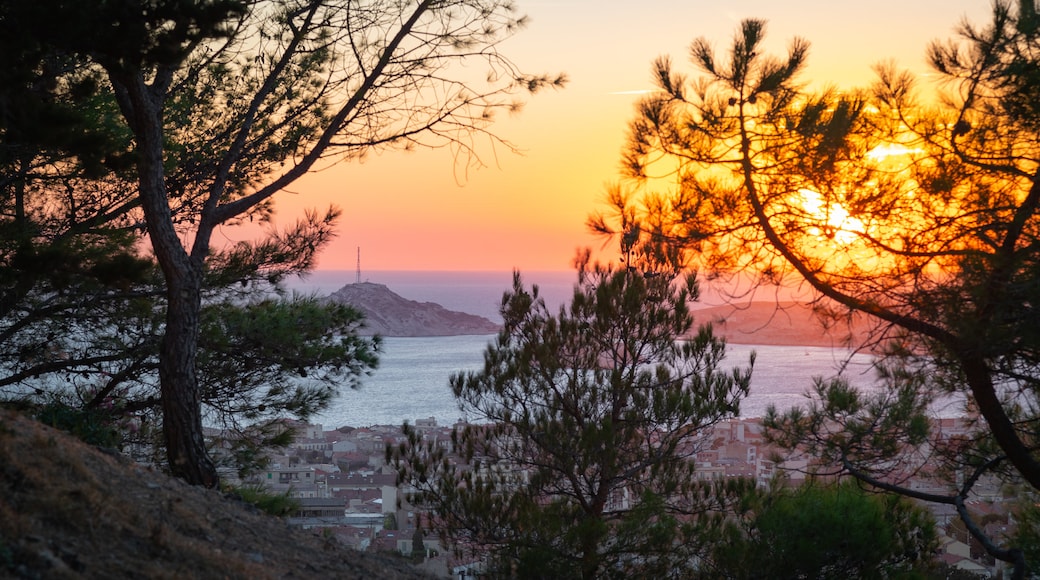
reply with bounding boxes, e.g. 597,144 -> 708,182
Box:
355,247 -> 361,284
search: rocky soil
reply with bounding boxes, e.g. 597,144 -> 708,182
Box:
0,409 -> 431,579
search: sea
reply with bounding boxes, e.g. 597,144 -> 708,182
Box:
288,270 -> 961,429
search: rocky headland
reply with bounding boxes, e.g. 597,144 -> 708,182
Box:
328,282 -> 500,337
326,281 -> 871,346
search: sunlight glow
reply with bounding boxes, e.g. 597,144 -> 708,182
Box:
866,143 -> 924,162
798,189 -> 866,245
608,89 -> 662,95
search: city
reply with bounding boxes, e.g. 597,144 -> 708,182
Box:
233,416 -> 1014,577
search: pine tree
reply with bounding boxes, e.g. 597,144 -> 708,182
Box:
391,252 -> 752,578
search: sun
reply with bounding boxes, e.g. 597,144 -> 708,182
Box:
865,143 -> 923,162
798,189 -> 865,245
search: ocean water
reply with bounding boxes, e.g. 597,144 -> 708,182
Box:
314,335 -> 879,429
287,271 -> 911,429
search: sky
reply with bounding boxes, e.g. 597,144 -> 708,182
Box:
216,0 -> 993,273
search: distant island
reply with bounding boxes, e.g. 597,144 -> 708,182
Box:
328,282 -> 500,337
326,280 -> 871,346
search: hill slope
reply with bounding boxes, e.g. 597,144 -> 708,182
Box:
694,301 -> 872,347
329,282 -> 499,337
0,409 -> 430,579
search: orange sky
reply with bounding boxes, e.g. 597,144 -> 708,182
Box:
215,0 -> 992,272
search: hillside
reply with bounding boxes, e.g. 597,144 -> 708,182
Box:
0,409 -> 431,579
328,282 -> 500,337
694,301 -> 873,348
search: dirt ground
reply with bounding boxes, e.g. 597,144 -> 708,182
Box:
0,409 -> 432,579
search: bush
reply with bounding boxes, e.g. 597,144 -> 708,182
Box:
35,402 -> 123,448
226,483 -> 299,517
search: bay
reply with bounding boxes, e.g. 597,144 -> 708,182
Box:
313,335 -> 879,429
291,270 -> 962,429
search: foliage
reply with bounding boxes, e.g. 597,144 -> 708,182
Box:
0,233 -> 381,480
33,400 -> 125,449
197,292 -> 381,422
194,289 -> 379,477
0,539 -> 11,574
593,3 -> 1040,576
0,4 -> 156,410
929,563 -> 989,580
0,0 -> 561,486
2,286 -> 380,475
1009,489 -> 1040,575
391,253 -> 752,579
226,482 -> 300,518
411,527 -> 425,560
211,420 -> 294,480
0,0 -> 146,368
702,479 -> 937,579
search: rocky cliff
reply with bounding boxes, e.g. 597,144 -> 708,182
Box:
328,282 -> 500,337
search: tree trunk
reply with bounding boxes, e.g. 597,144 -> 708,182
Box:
962,353 -> 1040,491
159,272 -> 218,487
116,71 -> 219,487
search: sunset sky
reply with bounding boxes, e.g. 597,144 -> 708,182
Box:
222,0 -> 992,273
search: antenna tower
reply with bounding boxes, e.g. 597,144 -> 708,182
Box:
355,247 -> 361,284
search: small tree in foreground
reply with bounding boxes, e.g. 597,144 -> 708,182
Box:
391,252 -> 753,578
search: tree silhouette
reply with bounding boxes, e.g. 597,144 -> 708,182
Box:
0,5 -> 380,476
391,253 -> 752,578
3,0 -> 563,486
592,3 -> 1038,576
